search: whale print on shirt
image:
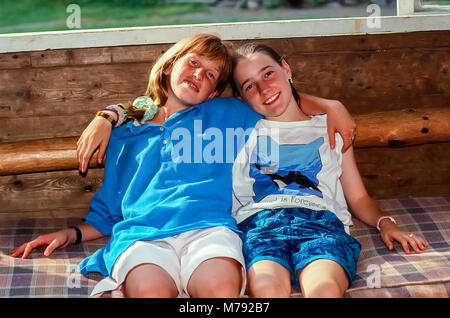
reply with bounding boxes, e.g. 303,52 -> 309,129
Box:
249,136 -> 324,202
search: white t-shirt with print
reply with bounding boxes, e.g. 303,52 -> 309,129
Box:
232,114 -> 353,233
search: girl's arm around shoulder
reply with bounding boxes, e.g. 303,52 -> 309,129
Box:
10,223 -> 104,259
77,104 -> 128,174
299,93 -> 356,153
77,115 -> 112,174
339,147 -> 428,254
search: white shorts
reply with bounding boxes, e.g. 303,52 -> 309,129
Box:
90,226 -> 246,298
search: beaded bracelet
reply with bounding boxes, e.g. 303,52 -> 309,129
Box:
102,107 -> 120,126
104,104 -> 128,128
96,111 -> 117,126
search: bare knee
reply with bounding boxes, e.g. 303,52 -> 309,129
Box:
302,279 -> 346,298
298,259 -> 349,298
126,281 -> 177,298
200,275 -> 241,298
247,260 -> 292,298
123,264 -> 178,298
188,257 -> 242,298
249,276 -> 291,298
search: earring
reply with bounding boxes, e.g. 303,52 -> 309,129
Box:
288,78 -> 293,84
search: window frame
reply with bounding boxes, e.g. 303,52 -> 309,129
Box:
398,0 -> 450,15
0,2 -> 449,54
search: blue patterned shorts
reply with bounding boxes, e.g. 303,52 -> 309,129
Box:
238,207 -> 361,287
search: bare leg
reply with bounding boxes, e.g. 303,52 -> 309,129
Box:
187,257 -> 242,298
247,260 -> 291,298
297,259 -> 349,298
123,263 -> 178,298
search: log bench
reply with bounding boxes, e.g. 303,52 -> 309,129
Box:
1,26 -> 449,298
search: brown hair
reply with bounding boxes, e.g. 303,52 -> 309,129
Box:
230,42 -> 301,104
124,33 -> 232,120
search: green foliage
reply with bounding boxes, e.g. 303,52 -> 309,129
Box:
264,0 -> 282,9
0,0 -> 209,33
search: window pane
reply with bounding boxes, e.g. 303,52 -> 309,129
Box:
0,0 -> 399,34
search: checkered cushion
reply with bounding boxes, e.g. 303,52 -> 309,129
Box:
344,196 -> 450,298
1,197 -> 449,298
0,218 -> 105,297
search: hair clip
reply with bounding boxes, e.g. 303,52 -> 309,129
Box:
133,96 -> 158,123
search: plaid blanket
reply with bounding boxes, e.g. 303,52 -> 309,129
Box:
344,196 -> 450,298
0,218 -> 106,297
1,197 -> 449,298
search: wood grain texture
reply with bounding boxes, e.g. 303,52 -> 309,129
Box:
1,31 -> 449,142
355,142 -> 450,199
1,142 -> 448,219
0,136 -> 105,175
0,169 -> 103,217
354,107 -> 450,148
0,30 -> 449,218
0,207 -> 88,220
1,108 -> 449,176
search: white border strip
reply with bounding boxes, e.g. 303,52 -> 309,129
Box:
0,14 -> 449,53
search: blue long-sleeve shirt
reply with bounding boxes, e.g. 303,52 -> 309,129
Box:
78,97 -> 262,277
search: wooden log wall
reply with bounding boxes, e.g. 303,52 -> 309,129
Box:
1,107 -> 450,176
0,30 -> 449,219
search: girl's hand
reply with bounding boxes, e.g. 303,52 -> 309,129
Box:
326,100 -> 356,153
296,93 -> 355,152
379,221 -> 429,254
10,228 -> 76,259
77,116 -> 112,173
